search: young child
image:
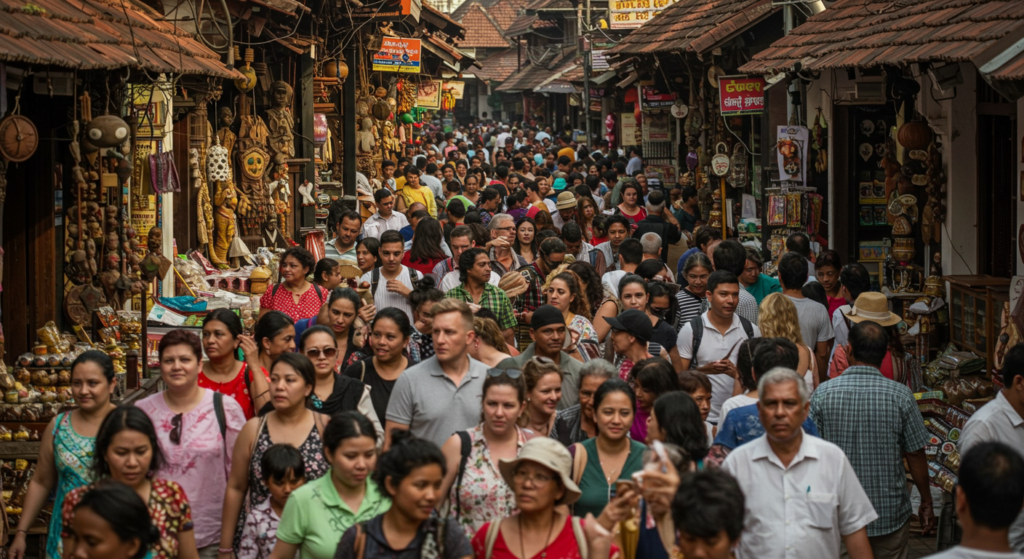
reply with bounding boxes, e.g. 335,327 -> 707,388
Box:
237,444 -> 306,559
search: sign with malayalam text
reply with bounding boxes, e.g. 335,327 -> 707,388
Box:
609,0 -> 677,29
719,77 -> 766,115
372,38 -> 421,73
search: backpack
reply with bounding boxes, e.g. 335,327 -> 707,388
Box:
688,315 -> 755,366
354,517 -> 446,559
371,267 -> 422,300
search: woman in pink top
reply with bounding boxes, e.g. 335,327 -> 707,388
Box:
136,330 -> 247,558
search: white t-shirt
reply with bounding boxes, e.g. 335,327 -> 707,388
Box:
719,394 -> 758,424
676,312 -> 761,424
439,269 -> 500,293
359,267 -> 417,323
786,295 -> 835,348
924,548 -> 1024,559
601,270 -> 629,298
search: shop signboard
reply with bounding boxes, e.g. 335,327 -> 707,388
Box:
711,153 -> 731,176
641,87 -> 676,110
350,0 -> 414,19
610,0 -> 677,29
443,80 -> 466,99
620,113 -> 638,145
719,77 -> 766,115
644,113 -> 671,142
416,79 -> 442,109
372,38 -> 421,73
777,125 -> 809,186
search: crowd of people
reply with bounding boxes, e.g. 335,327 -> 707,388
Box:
12,121 -> 1024,559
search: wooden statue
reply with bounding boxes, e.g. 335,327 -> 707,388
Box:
212,181 -> 250,266
266,81 -> 295,166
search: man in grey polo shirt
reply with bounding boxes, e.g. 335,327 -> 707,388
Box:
384,298 -> 487,450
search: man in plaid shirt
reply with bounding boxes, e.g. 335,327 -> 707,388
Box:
444,247 -> 517,347
810,321 -> 933,559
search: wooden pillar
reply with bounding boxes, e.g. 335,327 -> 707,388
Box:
298,52 -> 316,235
343,46 -> 357,198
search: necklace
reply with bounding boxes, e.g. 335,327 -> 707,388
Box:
519,513 -> 557,559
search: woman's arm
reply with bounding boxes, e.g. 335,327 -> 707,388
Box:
176,528 -> 200,559
356,386 -> 384,447
9,417 -> 59,559
438,434 -> 463,510
217,419 -> 258,559
594,301 -> 618,343
239,335 -> 271,413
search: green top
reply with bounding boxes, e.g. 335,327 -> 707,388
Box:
448,195 -> 477,211
445,282 -> 517,330
573,437 -> 646,519
276,469 -> 391,559
744,273 -> 782,305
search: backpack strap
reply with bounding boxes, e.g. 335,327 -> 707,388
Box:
453,431 -> 472,520
354,522 -> 367,559
689,316 -> 705,366
739,316 -> 755,339
212,392 -> 229,477
249,414 -> 269,457
571,516 -> 589,559
360,359 -> 367,382
371,268 -> 381,301
484,520 -> 503,559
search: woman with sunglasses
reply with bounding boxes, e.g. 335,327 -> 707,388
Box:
61,406 -> 198,559
219,353 -> 331,559
440,370 -> 533,539
517,357 -> 563,437
342,308 -> 411,424
299,326 -> 381,433
254,311 -> 296,374
136,329 -> 246,558
571,379 -> 646,519
200,309 -> 270,420
8,351 -> 118,559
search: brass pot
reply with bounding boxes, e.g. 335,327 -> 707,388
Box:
892,237 -> 916,263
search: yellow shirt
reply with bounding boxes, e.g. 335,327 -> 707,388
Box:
395,176 -> 407,191
399,185 -> 438,218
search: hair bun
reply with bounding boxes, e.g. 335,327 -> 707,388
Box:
413,276 -> 436,292
389,428 -> 417,446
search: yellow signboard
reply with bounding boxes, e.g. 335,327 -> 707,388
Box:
609,0 -> 676,29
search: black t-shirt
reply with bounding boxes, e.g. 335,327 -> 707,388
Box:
342,359 -> 397,422
651,319 -> 677,353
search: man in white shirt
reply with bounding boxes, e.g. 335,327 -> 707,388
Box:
601,238 -> 642,297
561,222 -> 606,276
362,189 -> 409,240
677,270 -> 761,424
358,230 -> 419,323
959,343 -> 1024,553
437,225 -> 500,292
722,368 -> 877,559
924,441 -> 1024,559
496,125 -> 511,151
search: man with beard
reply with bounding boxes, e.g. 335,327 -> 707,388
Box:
324,208 -> 361,264
496,304 -> 582,409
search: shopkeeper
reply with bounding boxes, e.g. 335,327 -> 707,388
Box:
259,247 -> 330,322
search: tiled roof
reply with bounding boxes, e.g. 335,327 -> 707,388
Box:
610,0 -> 777,55
0,0 -> 241,78
504,13 -> 559,37
495,45 -> 577,90
488,0 -> 530,30
422,2 -> 468,41
528,0 -> 573,10
475,47 -> 522,80
458,4 -> 511,47
739,0 -> 1024,75
451,0 -> 501,22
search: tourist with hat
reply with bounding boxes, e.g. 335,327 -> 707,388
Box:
828,291 -> 922,389
632,189 -> 681,263
555,191 -> 578,226
471,437 -> 626,559
496,304 -> 583,410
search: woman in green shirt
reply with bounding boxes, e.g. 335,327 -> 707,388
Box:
570,379 -> 646,518
271,411 -> 390,559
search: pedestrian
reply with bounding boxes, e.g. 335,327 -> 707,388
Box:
469,317 -> 514,366
632,190 -> 681,262
810,321 -> 934,558
675,227 -> 721,281
385,299 -> 489,449
545,269 -> 598,344
513,216 -> 538,264
356,237 -> 381,274
342,308 -> 411,426
512,238 -> 568,353
561,222 -> 603,274
489,213 -> 529,275
669,469 -> 746,559
923,442 -> 1024,559
570,378 -> 646,519
440,370 -> 533,539
593,215 -> 632,274
325,208 -> 362,264
253,310 -> 296,373
314,258 -> 343,291
259,247 -> 330,322
61,406 -> 197,559
710,240 -> 760,325
604,308 -> 657,381
358,230 -> 421,324
297,288 -> 375,371
830,263 -> 872,364
200,309 -> 269,419
550,359 -> 617,447
136,330 -> 246,558
63,482 -> 158,559
671,184 -> 701,234
617,275 -> 676,361
775,251 -> 833,376
577,195 -> 600,245
675,252 -> 712,332
722,368 -> 877,559
237,445 -> 306,559
615,182 -> 647,228
829,292 -> 923,390
677,371 -> 714,443
628,358 -> 680,442
272,412 -> 388,559
676,270 -> 761,425
402,217 -> 448,278
758,293 -> 819,392
815,250 -> 845,316
445,247 -> 517,345
407,277 -> 443,363
600,237 -> 642,298
785,232 -> 817,282
739,246 -> 781,305
647,391 -> 709,466
518,357 -> 563,436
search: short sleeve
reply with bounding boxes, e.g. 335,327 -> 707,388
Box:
275,489 -> 307,545
260,287 -> 275,310
61,486 -> 87,538
898,392 -> 929,453
333,525 -> 359,559
836,452 -> 880,535
445,518 -> 474,559
712,412 -> 740,450
676,323 -> 694,360
385,372 -> 415,425
817,307 -> 835,342
495,292 -> 517,330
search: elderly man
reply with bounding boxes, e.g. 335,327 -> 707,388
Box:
632,189 -> 681,262
639,232 -> 675,283
496,304 -> 582,409
487,213 -> 528,276
810,321 -> 932,559
722,367 -> 877,559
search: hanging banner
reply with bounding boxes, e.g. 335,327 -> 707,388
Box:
372,38 -> 421,73
777,125 -> 809,186
644,113 -> 671,142
416,79 -> 442,109
719,77 -> 766,115
620,113 -> 638,145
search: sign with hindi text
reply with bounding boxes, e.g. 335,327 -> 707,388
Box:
609,0 -> 678,29
719,77 -> 766,115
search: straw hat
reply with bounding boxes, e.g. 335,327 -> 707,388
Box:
555,191 -> 577,210
498,271 -> 529,299
844,292 -> 902,327
498,437 -> 582,506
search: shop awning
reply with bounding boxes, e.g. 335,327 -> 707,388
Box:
504,13 -> 560,38
0,0 -> 242,78
494,45 -> 577,91
739,0 -> 1024,76
422,3 -> 468,42
423,34 -> 478,71
591,71 -> 618,85
609,0 -> 779,56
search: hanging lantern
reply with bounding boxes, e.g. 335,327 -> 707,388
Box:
313,114 -> 328,147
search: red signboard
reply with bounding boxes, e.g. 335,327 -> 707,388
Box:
719,77 -> 766,115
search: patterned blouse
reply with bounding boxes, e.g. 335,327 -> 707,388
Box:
443,424 -> 529,540
249,419 -> 329,508
62,479 -> 193,559
48,412 -> 96,559
237,499 -> 281,559
568,314 -> 598,344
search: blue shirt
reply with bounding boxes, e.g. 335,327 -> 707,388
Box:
713,403 -> 820,450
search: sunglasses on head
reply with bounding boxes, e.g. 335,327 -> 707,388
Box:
487,368 -> 523,379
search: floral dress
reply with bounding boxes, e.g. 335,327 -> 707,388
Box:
47,412 -> 96,559
62,479 -> 192,559
568,314 -> 598,344
443,424 -> 527,540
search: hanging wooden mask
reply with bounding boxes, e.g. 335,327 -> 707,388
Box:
240,147 -> 268,181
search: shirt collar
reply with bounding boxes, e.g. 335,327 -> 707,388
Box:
843,365 -> 885,377
316,471 -> 385,514
997,391 -> 1024,427
701,311 -> 744,334
751,430 -> 819,470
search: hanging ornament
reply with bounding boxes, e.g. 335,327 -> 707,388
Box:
85,115 -> 129,148
235,48 -> 258,92
400,113 -> 414,124
207,142 -> 230,182
858,143 -> 873,161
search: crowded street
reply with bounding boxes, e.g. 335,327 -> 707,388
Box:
0,0 -> 1022,558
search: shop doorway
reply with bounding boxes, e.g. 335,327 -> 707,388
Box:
976,77 -> 1015,278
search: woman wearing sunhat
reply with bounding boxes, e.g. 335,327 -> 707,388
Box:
829,292 -> 923,390
471,437 -> 628,559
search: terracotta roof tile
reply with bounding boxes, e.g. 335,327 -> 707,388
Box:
486,0 -> 529,29
740,0 -> 1024,76
458,4 -> 510,47
609,0 -> 780,55
475,47 -> 522,80
495,45 -> 576,90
